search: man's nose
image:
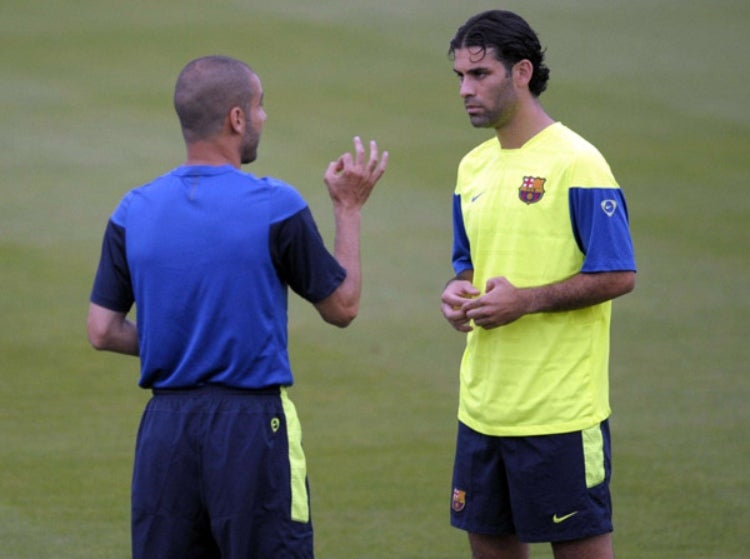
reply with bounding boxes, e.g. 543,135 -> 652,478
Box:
459,79 -> 474,98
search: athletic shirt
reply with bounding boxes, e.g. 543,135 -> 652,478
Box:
90,165 -> 346,389
451,123 -> 636,436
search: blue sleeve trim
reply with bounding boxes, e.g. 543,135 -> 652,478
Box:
90,220 -> 135,312
451,193 -> 473,275
569,187 -> 637,272
270,207 -> 346,303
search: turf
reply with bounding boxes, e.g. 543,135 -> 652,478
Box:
1,1 -> 748,557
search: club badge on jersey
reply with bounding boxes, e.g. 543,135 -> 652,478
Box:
519,176 -> 547,205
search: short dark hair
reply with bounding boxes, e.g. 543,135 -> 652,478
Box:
449,10 -> 550,96
173,55 -> 256,143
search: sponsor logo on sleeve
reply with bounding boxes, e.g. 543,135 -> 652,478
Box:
601,199 -> 617,216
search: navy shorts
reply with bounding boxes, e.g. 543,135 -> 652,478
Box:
450,420 -> 613,543
131,386 -> 313,559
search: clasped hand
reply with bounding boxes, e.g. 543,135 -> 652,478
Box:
441,276 -> 527,332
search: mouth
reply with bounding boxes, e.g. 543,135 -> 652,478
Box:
464,104 -> 483,115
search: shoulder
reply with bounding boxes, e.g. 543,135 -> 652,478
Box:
108,170 -> 179,225
548,124 -> 617,187
109,188 -> 139,227
256,175 -> 309,222
456,137 -> 500,189
203,167 -> 309,217
459,137 -> 499,168
550,124 -> 609,164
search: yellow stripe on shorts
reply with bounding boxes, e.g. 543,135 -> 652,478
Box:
280,388 -> 310,523
582,423 -> 605,488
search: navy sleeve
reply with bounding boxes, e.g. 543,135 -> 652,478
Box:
451,193 -> 473,275
270,207 -> 346,303
569,187 -> 637,273
90,219 -> 135,312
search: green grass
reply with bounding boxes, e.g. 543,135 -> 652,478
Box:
1,1 -> 748,557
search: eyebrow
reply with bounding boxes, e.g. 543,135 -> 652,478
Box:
453,65 -> 492,77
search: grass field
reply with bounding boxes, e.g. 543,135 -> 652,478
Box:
1,1 -> 748,557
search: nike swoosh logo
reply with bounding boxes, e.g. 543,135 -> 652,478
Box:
471,192 -> 485,203
552,511 -> 579,524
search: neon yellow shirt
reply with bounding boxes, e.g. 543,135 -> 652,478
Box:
452,123 -> 635,436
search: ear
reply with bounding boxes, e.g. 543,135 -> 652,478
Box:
513,59 -> 534,88
228,107 -> 245,134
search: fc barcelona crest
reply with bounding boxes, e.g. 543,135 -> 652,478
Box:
452,488 -> 466,512
519,176 -> 546,204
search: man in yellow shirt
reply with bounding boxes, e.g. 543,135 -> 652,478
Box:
441,10 -> 636,559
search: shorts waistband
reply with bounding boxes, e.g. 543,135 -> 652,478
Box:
152,384 -> 282,396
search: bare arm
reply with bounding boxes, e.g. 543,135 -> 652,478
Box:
87,302 -> 139,355
314,137 -> 388,327
461,271 -> 636,330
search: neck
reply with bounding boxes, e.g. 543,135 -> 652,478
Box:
496,98 -> 555,149
184,140 -> 242,169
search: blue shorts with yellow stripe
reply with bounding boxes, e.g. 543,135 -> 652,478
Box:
131,385 -> 313,559
450,420 -> 612,543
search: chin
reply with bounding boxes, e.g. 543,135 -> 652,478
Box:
241,151 -> 258,165
470,119 -> 491,129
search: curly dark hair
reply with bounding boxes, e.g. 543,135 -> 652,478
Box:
449,10 -> 550,96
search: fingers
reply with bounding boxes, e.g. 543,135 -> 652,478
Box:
441,303 -> 473,333
347,136 -> 389,179
450,320 -> 473,333
366,139 -> 384,173
441,280 -> 480,332
373,147 -> 389,181
366,138 -> 389,179
324,136 -> 388,209
367,139 -> 378,168
353,136 -> 365,167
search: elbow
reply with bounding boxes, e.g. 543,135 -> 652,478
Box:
86,304 -> 138,355
315,290 -> 360,327
86,313 -> 115,351
622,271 -> 636,295
87,331 -> 108,351
325,306 -> 358,328
87,323 -> 110,351
614,271 -> 636,299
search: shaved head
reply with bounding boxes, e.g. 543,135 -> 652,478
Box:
174,55 -> 257,143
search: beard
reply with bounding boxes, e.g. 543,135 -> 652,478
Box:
468,110 -> 497,129
467,101 -> 518,130
466,80 -> 519,130
240,127 -> 260,164
240,145 -> 257,165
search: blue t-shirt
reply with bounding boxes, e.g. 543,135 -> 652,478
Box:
90,165 -> 346,389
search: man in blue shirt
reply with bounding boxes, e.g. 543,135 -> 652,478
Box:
87,55 -> 388,558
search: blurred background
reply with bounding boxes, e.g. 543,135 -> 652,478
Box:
1,1 -> 748,557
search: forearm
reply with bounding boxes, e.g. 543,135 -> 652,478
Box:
91,320 -> 139,355
520,271 -> 636,314
331,207 -> 363,311
87,303 -> 140,355
314,208 -> 363,327
463,271 -> 635,329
